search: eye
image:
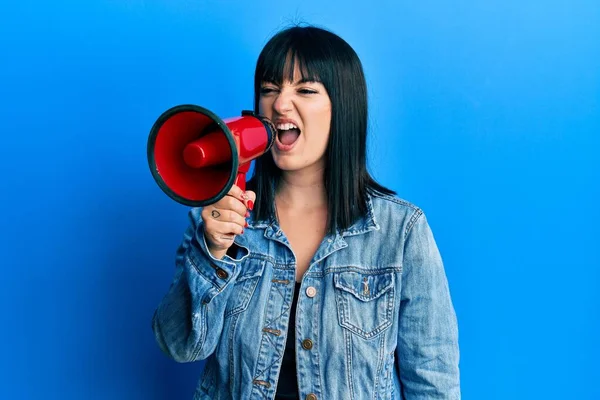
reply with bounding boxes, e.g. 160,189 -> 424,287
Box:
259,86 -> 278,95
298,88 -> 318,95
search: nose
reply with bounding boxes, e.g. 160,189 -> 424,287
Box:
273,89 -> 293,114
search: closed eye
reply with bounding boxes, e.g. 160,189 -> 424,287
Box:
260,87 -> 278,95
298,89 -> 318,94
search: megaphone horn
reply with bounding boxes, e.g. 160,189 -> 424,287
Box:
147,104 -> 276,207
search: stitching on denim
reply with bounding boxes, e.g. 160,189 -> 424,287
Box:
273,263 -> 297,270
341,192 -> 380,236
253,333 -> 282,377
369,192 -> 421,211
263,284 -> 290,326
333,272 -> 394,301
314,288 -> 324,396
252,278 -> 291,392
337,287 -> 395,339
187,253 -> 228,293
237,259 -> 266,282
224,275 -> 261,318
228,313 -> 239,389
373,334 -> 385,400
251,332 -> 270,379
389,351 -> 396,399
244,252 -> 297,270
344,328 -> 355,400
324,266 -> 403,276
244,252 -> 276,264
191,308 -> 208,361
198,356 -> 215,395
311,240 -> 349,267
404,208 -> 423,241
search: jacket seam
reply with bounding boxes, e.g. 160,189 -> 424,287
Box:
368,192 -> 421,211
229,313 -> 240,394
344,328 -> 355,400
373,334 -> 385,400
403,208 -> 424,244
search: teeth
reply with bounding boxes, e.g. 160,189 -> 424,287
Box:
276,122 -> 298,130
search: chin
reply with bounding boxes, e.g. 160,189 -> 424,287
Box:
272,155 -> 325,173
272,156 -> 301,171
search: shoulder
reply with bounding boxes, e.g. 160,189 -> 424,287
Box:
369,191 -> 423,221
368,191 -> 425,236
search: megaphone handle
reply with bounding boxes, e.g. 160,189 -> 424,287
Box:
235,172 -> 246,192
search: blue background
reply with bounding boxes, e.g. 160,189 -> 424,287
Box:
1,1 -> 598,399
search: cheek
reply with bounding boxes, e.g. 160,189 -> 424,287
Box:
319,106 -> 332,136
258,98 -> 272,116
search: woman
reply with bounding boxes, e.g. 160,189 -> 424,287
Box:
152,25 -> 460,399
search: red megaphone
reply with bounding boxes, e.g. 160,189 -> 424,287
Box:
147,105 -> 276,206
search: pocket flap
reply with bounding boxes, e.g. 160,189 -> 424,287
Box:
237,258 -> 266,282
334,271 -> 393,301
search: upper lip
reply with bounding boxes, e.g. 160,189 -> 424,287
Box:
274,117 -> 300,130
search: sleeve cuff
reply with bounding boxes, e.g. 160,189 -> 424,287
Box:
184,225 -> 250,292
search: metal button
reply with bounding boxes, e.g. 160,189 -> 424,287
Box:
301,339 -> 313,350
305,286 -> 317,298
216,268 -> 228,279
306,394 -> 317,400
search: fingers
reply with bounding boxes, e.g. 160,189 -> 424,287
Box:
201,185 -> 256,252
226,185 -> 256,211
245,190 -> 256,211
203,226 -> 237,253
208,208 -> 247,228
203,216 -> 245,250
202,207 -> 247,232
227,185 -> 249,205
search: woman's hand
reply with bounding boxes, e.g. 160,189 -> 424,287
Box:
200,185 -> 255,259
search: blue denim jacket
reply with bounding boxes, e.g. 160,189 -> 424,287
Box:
152,192 -> 460,399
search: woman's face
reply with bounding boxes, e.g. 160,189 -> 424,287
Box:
258,65 -> 332,174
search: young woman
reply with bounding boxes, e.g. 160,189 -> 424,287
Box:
152,25 -> 461,400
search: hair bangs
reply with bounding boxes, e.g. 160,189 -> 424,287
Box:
255,35 -> 327,87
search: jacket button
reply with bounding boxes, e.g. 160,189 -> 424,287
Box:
301,339 -> 313,350
216,268 -> 228,279
306,394 -> 317,400
305,286 -> 317,298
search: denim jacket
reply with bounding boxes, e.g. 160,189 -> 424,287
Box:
152,192 -> 460,399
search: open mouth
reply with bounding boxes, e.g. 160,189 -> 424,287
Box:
276,122 -> 301,148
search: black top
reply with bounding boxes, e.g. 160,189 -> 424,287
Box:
275,282 -> 301,400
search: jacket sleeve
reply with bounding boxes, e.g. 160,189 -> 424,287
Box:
396,210 -> 461,399
152,207 -> 249,363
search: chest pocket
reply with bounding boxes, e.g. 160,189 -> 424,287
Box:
224,258 -> 266,317
333,270 -> 395,339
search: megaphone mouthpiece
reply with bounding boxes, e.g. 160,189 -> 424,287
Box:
182,130 -> 231,169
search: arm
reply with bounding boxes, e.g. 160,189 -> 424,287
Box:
396,211 -> 461,399
152,208 -> 249,362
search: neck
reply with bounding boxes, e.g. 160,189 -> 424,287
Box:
276,167 -> 327,210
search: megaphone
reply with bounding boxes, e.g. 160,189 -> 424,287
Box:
147,104 -> 276,207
